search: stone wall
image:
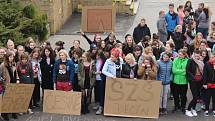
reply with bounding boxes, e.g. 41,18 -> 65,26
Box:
20,0 -> 73,34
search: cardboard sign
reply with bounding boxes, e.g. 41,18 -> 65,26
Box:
43,90 -> 82,115
104,78 -> 162,119
81,6 -> 116,32
1,84 -> 34,113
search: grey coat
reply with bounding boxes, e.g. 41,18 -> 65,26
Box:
157,16 -> 168,42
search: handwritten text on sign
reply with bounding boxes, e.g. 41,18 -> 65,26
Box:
43,90 -> 82,115
1,84 -> 34,113
104,78 -> 161,119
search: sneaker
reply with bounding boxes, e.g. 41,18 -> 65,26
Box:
213,111 -> 215,117
185,110 -> 194,117
204,111 -> 209,116
93,104 -> 99,110
96,106 -> 103,115
28,109 -> 34,114
191,109 -> 198,116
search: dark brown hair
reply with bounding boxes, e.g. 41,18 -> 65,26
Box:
4,51 -> 15,67
41,46 -> 55,60
30,47 -> 41,60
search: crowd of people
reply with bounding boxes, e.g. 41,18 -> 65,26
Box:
0,0 -> 215,121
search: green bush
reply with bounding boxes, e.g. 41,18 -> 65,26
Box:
0,0 -> 48,46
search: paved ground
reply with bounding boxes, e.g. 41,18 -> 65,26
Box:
13,0 -> 215,121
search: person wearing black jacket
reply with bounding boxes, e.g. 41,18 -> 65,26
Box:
122,34 -> 136,56
172,25 -> 186,52
40,46 -> 55,91
133,18 -> 151,44
121,53 -> 138,79
185,49 -> 204,117
202,53 -> 215,116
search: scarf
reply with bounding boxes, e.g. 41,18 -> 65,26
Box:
192,55 -> 204,74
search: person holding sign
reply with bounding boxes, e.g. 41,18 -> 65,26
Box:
137,55 -> 157,80
0,51 -> 18,121
121,53 -> 138,79
53,49 -> 74,91
30,48 -> 42,108
17,53 -> 34,114
157,52 -> 173,115
78,52 -> 96,114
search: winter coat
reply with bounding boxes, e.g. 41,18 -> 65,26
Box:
121,63 -> 138,79
53,59 -> 75,83
157,60 -> 173,85
157,16 -> 168,42
133,24 -> 151,44
0,63 -> 17,84
102,58 -> 123,78
198,12 -> 210,29
172,32 -> 186,52
186,59 -> 203,82
202,62 -> 215,84
122,43 -> 135,56
77,60 -> 96,89
165,11 -> 179,32
137,64 -> 157,80
172,57 -> 189,85
40,58 -> 55,89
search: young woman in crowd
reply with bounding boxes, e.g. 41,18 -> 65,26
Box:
94,50 -> 106,115
185,49 -> 204,117
184,0 -> 194,14
202,52 -> 215,117
30,47 -> 42,107
102,48 -> 123,78
15,45 -> 25,63
1,51 -> 18,121
54,41 -> 65,57
6,39 -> 17,54
121,53 -> 138,79
185,20 -> 197,46
16,53 -> 34,114
160,41 -> 178,60
71,48 -> 83,91
190,32 -> 203,53
104,33 -> 121,46
172,49 -> 189,113
197,7 -> 210,39
123,34 -> 136,55
53,50 -> 74,91
133,45 -> 143,63
25,37 -> 36,54
207,31 -> 215,49
137,55 -> 157,80
172,25 -> 186,52
157,52 -> 173,115
177,5 -> 185,26
157,10 -> 168,45
78,52 -> 96,114
138,46 -> 156,65
40,46 -> 55,92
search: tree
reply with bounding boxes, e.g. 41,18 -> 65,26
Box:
0,0 -> 48,46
